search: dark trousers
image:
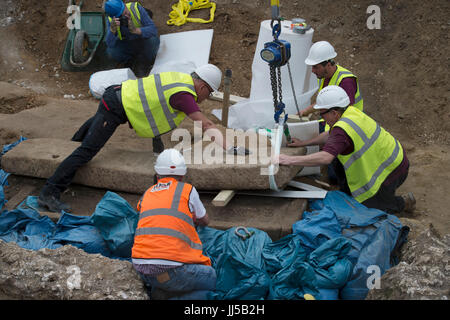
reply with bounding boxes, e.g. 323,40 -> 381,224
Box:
362,170 -> 408,214
42,86 -> 127,196
107,36 -> 160,77
333,158 -> 408,214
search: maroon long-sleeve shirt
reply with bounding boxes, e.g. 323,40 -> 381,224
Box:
323,127 -> 409,186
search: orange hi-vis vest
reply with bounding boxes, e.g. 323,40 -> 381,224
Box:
131,177 -> 211,266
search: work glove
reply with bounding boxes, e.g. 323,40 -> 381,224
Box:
227,146 -> 251,155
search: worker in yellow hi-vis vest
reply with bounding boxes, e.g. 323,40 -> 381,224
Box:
300,41 -> 363,126
104,0 -> 160,77
37,65 -> 249,213
300,40 -> 364,185
277,86 -> 415,215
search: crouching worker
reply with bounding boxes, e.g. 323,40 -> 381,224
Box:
104,0 -> 160,77
276,85 -> 415,214
131,149 -> 216,300
37,64 -> 226,213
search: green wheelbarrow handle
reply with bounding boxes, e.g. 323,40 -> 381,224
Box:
69,12 -> 106,67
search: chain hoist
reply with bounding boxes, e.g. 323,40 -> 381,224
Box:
260,1 -> 293,142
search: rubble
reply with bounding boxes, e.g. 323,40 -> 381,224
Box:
366,221 -> 450,300
0,240 -> 148,300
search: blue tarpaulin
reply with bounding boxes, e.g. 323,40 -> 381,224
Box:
0,138 -> 408,300
296,191 -> 409,299
0,191 -> 137,260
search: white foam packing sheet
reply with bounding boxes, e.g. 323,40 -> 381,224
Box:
211,90 -> 317,130
152,29 -> 213,69
212,19 -> 319,140
282,120 -> 321,176
250,20 -> 316,101
89,29 -> 214,98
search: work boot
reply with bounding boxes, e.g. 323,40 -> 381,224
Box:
38,190 -> 71,213
402,192 -> 416,213
152,137 -> 164,155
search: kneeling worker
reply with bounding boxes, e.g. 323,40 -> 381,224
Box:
276,85 -> 415,214
132,149 -> 215,300
300,41 -> 363,123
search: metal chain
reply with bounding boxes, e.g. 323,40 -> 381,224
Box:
270,65 -> 278,108
277,66 -> 282,105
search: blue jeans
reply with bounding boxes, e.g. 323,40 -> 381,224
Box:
138,264 -> 217,300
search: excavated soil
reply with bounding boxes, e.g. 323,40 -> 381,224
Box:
0,0 -> 449,238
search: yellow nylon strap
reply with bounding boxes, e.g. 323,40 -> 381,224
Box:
167,0 -> 216,26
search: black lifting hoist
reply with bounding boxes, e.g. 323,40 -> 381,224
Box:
260,0 -> 303,143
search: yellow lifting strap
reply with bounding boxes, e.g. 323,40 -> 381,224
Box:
167,0 -> 216,26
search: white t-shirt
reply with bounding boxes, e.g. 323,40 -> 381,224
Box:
188,186 -> 206,220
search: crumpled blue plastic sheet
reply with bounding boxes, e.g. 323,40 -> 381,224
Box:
0,137 -> 408,300
0,169 -> 128,259
91,191 -> 139,258
0,170 -> 10,210
198,226 -> 353,300
293,191 -> 409,300
8,195 -> 114,257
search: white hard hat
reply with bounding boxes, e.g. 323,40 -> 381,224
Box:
305,41 -> 337,65
194,64 -> 222,91
313,85 -> 350,110
154,149 -> 187,176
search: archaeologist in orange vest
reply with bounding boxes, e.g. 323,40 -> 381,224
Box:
131,148 -> 216,300
276,85 -> 415,214
37,64 -> 247,213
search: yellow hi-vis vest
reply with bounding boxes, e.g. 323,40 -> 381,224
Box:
319,65 -> 364,131
333,106 -> 404,203
121,72 -> 197,138
318,65 -> 364,111
108,2 -> 142,41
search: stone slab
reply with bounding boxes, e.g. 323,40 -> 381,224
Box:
1,138 -> 307,193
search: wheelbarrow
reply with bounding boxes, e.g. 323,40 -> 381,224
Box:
61,0 -> 116,71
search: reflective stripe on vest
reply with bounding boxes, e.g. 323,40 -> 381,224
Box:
108,2 -> 142,41
132,178 -> 211,265
334,107 -> 404,203
318,65 -> 363,112
352,139 -> 401,199
121,72 -> 196,138
338,117 -> 382,171
135,227 -> 203,251
134,180 -> 202,252
128,2 -> 141,27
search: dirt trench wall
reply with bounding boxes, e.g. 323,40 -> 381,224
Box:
0,240 -> 148,300
1,219 -> 448,300
366,221 -> 450,300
